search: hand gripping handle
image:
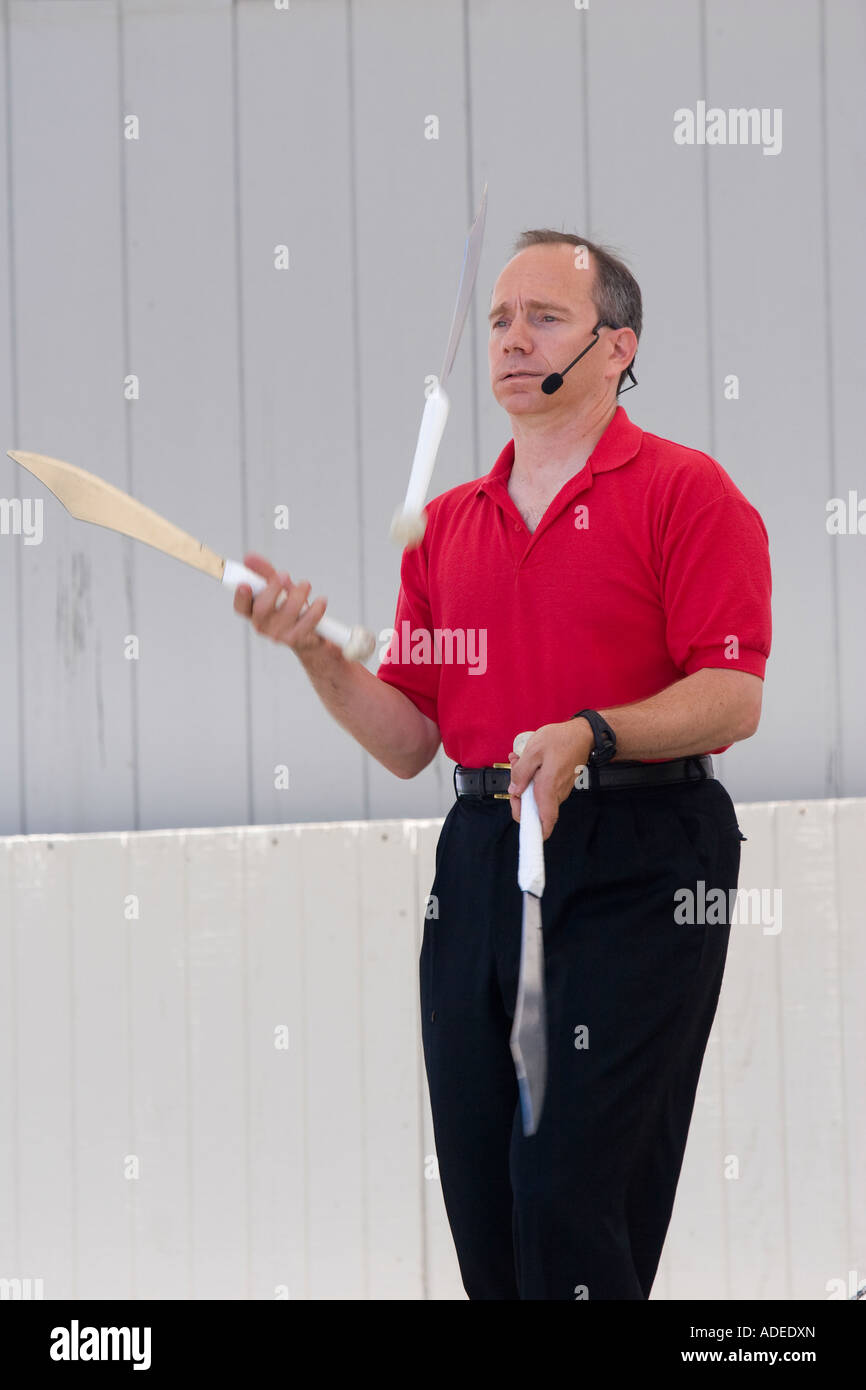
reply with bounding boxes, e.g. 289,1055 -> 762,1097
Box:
513,730 -> 545,897
222,559 -> 375,662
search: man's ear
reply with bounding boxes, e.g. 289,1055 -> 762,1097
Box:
611,326 -> 638,369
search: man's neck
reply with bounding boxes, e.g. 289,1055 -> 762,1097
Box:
509,396 -> 618,487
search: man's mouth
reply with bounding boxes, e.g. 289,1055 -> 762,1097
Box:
501,370 -> 540,380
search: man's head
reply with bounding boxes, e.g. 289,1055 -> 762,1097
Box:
488,231 -> 641,418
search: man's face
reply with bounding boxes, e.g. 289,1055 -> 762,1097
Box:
488,244 -> 608,416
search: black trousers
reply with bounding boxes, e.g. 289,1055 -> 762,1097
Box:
420,769 -> 745,1300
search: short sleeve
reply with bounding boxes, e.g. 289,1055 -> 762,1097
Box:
375,540 -> 441,724
660,491 -> 772,678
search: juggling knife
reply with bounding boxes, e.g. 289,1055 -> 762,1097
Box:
510,729 -> 548,1137
7,450 -> 375,661
390,183 -> 488,548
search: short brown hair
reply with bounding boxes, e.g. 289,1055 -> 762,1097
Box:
512,230 -> 641,393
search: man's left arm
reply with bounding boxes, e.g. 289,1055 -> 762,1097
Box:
593,665 -> 763,759
508,669 -> 761,839
510,482 -> 772,838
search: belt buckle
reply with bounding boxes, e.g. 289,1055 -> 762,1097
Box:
491,761 -> 511,799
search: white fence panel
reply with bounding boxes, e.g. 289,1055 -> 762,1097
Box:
0,798 -> 863,1300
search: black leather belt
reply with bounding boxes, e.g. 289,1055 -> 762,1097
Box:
453,754 -> 714,798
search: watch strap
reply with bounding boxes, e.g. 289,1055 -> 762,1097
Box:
572,708 -> 617,766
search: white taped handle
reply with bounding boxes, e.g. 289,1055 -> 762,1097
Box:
390,383 -> 450,547
514,730 -> 545,897
222,558 -> 268,596
222,559 -> 375,662
405,383 -> 450,513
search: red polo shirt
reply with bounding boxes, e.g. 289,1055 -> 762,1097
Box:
376,406 -> 772,767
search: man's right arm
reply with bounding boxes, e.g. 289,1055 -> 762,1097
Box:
233,554 -> 440,780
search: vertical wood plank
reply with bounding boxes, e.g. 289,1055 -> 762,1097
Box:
776,800 -> 847,1297
300,822 -> 365,1297
9,0 -> 134,833
357,820 -> 425,1297
234,0 -> 369,827
12,837 -> 75,1296
704,0 -> 833,802
244,823 -> 308,1301
69,835 -> 133,1297
0,2 -> 24,838
835,799 -> 866,1295
351,0 -> 471,821
121,0 -> 252,831
662,1010 -> 728,1299
0,840 -> 18,1275
824,2 -> 866,797
581,0 -> 710,448
184,827 -> 248,1296
127,829 -> 190,1300
718,802 -> 788,1299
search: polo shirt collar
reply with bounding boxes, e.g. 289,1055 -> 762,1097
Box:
476,405 -> 643,501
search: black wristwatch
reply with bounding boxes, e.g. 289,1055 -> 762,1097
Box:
572,708 -> 617,767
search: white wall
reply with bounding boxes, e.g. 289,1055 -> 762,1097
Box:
0,0 -> 864,837
0,796 -> 863,1300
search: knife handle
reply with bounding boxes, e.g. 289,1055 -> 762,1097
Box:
222,558 -> 376,662
513,730 -> 545,895
390,382 -> 450,549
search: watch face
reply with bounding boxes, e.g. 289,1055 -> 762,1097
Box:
595,729 -> 616,765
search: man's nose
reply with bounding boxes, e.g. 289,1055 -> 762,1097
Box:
500,314 -> 533,352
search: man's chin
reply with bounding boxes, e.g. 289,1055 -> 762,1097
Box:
493,382 -> 544,409
494,390 -> 550,415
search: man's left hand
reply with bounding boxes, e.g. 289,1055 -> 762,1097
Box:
507,720 -> 595,840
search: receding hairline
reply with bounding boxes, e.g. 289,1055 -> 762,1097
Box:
489,242 -> 600,314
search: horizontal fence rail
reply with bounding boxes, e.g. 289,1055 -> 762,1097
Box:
0,798 -> 864,1300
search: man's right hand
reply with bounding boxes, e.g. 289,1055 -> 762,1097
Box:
232,552 -> 334,659
234,552 -> 441,778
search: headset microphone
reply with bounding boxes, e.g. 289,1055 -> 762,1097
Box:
540,326 -> 602,395
539,323 -> 639,397
539,372 -> 565,395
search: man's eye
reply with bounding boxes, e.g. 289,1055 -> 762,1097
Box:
492,316 -> 558,328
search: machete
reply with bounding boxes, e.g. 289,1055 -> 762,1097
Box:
511,729 -> 548,1136
390,183 -> 488,548
7,450 -> 375,661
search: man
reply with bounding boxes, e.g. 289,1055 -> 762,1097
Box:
233,230 -> 772,1301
